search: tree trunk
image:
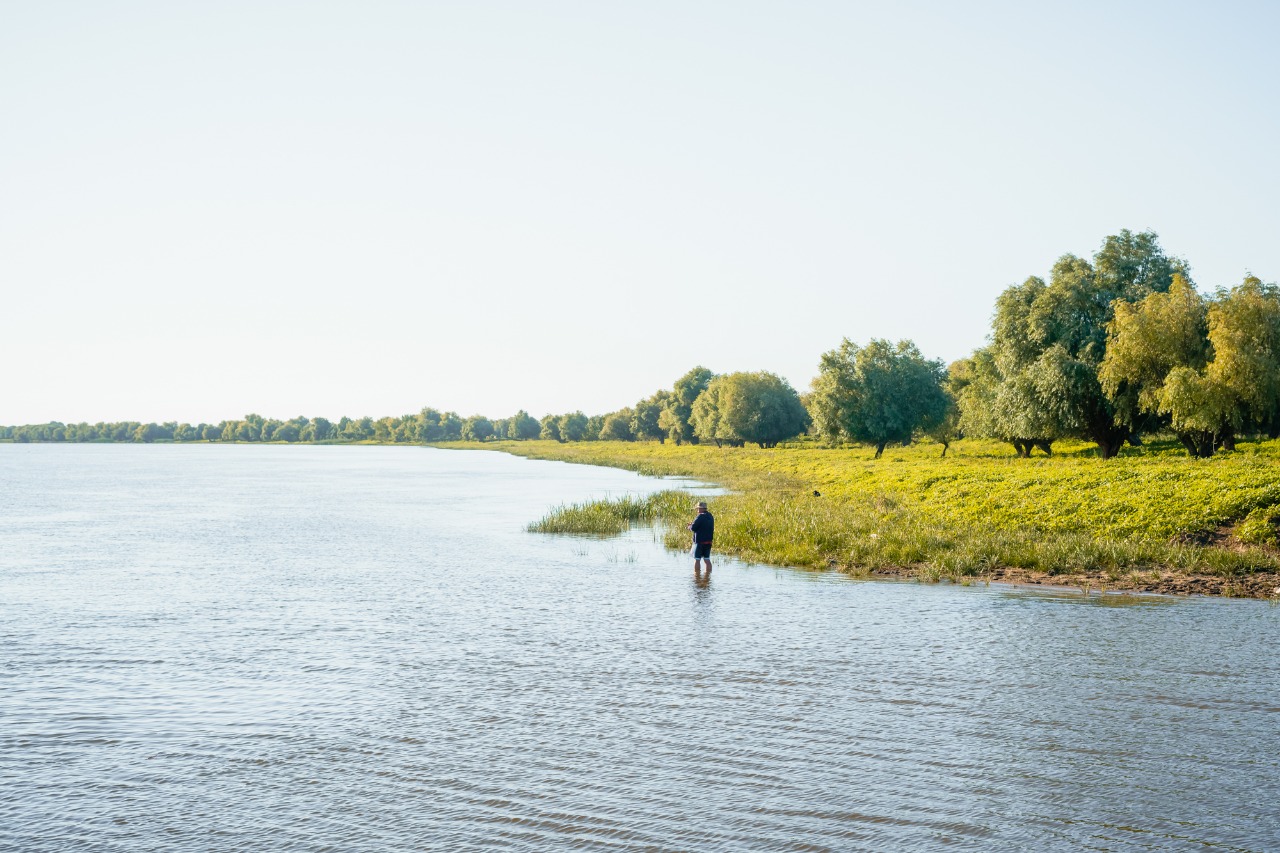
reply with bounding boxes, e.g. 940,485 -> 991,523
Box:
939,440 -> 949,458
874,442 -> 886,459
1178,431 -> 1215,458
1092,423 -> 1129,459
1034,439 -> 1053,456
1178,432 -> 1198,457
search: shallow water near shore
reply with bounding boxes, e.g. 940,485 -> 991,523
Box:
2,444 -> 1278,851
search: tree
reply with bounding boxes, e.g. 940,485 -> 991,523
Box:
461,416 -> 494,442
508,410 -> 541,440
1100,274 -> 1217,454
924,361 -> 966,456
691,381 -> 730,445
558,411 -> 589,442
600,409 -> 635,441
439,412 -> 464,441
1158,368 -> 1236,456
343,417 -> 373,440
692,371 -> 809,448
809,338 -> 948,458
540,414 -> 562,441
416,408 -> 443,442
1207,275 -> 1280,436
241,414 -> 266,442
955,348 -> 1054,455
631,391 -> 669,442
979,230 -> 1187,458
132,422 -> 164,443
663,366 -> 715,444
1101,274 -> 1280,456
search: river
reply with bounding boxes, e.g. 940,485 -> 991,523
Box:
2,444 -> 1278,851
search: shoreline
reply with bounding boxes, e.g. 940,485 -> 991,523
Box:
450,439 -> 1280,601
857,564 -> 1280,599
9,439 -> 1280,599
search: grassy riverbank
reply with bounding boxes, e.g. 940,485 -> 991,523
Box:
451,437 -> 1280,598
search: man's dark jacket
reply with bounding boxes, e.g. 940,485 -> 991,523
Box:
691,512 -> 714,543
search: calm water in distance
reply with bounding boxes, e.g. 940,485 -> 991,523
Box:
2,444 -> 1279,852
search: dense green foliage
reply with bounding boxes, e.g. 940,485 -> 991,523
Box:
809,339 -> 948,457
661,367 -> 714,444
955,231 -> 1187,458
1100,274 -> 1280,456
690,371 -> 809,448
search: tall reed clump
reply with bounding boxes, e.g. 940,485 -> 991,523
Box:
528,491 -> 692,536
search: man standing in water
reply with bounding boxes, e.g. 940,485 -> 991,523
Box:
689,501 -> 714,576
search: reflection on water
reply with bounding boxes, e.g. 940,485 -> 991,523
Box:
2,444 -> 1279,852
995,587 -> 1185,608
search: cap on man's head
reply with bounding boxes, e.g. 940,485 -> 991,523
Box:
694,501 -> 708,510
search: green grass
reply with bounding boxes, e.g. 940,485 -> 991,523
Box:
527,492 -> 687,536
448,436 -> 1280,595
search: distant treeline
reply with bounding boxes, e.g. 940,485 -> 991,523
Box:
7,230 -> 1280,460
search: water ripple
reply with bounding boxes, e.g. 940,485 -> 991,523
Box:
2,444 -> 1279,851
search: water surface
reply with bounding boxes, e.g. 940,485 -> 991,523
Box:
2,444 -> 1278,851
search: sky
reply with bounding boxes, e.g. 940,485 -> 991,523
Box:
3,0 -> 1279,425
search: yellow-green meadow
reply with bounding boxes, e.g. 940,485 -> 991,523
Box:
456,437 -> 1280,598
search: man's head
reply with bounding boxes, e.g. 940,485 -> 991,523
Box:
694,501 -> 708,513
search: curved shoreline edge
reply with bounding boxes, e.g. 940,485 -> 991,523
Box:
446,439 -> 1280,601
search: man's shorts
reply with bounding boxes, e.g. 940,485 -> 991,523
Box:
694,542 -> 712,559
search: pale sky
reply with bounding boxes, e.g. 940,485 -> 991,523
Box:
3,1 -> 1278,425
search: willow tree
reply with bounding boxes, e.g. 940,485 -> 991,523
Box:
1208,276 -> 1280,436
1100,275 -> 1219,456
957,347 -> 1059,456
1101,274 -> 1280,456
557,411 -> 590,442
539,414 -> 562,441
599,409 -> 635,441
631,391 -> 669,442
507,409 -> 541,440
809,338 -> 948,458
925,359 -> 975,456
980,230 -> 1186,458
461,415 -> 494,442
691,371 -> 808,448
659,366 -> 714,444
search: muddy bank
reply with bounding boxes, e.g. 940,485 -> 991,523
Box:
857,564 -> 1280,599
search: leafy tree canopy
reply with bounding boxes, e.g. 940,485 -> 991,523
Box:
663,366 -> 715,444
810,338 -> 948,458
693,371 -> 809,448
